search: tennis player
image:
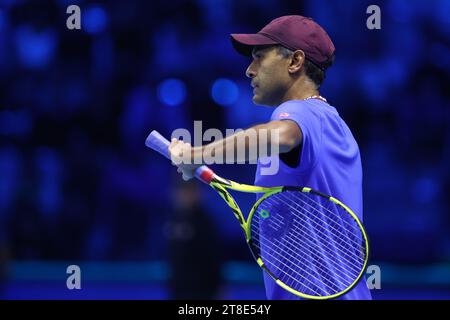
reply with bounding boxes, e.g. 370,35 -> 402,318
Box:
169,15 -> 372,300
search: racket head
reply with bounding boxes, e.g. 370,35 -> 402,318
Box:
247,186 -> 369,300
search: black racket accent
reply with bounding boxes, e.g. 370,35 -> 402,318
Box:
212,176 -> 232,186
308,189 -> 331,199
211,184 -> 245,225
282,186 -> 301,192
282,186 -> 331,199
247,239 -> 278,281
260,263 -> 278,281
247,239 -> 261,265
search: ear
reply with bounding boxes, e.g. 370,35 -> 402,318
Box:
288,50 -> 305,74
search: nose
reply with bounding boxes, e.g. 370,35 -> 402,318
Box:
246,62 -> 256,79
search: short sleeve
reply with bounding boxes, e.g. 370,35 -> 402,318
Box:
270,101 -> 322,171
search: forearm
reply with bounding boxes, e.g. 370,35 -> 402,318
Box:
191,121 -> 298,164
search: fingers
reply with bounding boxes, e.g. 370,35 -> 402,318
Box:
182,170 -> 194,181
169,137 -> 195,181
169,138 -> 193,166
176,165 -> 194,181
169,139 -> 183,165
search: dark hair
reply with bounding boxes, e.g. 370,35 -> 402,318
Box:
276,45 -> 334,88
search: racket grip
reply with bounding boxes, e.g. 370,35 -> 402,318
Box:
145,130 -> 215,184
145,130 -> 171,159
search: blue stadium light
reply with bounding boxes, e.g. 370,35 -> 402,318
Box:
15,26 -> 57,69
211,78 -> 239,106
157,79 -> 187,106
84,6 -> 108,35
387,0 -> 413,23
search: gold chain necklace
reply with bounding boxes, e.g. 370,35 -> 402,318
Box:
304,95 -> 328,104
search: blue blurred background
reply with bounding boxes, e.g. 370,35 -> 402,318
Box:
0,0 -> 449,300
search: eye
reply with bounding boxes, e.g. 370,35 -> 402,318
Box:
252,53 -> 262,60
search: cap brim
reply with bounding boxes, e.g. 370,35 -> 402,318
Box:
230,33 -> 278,56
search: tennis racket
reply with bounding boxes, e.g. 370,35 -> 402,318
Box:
146,130 -> 369,300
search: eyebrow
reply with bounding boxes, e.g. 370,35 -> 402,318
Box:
251,47 -> 265,57
252,45 -> 275,57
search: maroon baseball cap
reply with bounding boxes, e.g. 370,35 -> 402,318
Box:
231,15 -> 335,70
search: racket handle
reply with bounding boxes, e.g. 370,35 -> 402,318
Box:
145,130 -> 215,184
145,130 -> 171,158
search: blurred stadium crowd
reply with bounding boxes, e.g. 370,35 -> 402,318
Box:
0,0 -> 449,292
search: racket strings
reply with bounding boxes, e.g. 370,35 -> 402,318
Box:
285,192 -> 364,249
251,218 -> 358,296
288,216 -> 362,276
251,212 -> 361,282
251,213 -> 358,292
251,225 -> 351,294
262,195 -> 365,270
268,193 -> 366,270
294,192 -> 364,247
251,228 -> 332,296
250,190 -> 367,297
275,193 -> 366,264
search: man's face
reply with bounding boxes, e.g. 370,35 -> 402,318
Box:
246,46 -> 291,107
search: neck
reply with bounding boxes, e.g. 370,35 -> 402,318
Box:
280,77 -> 320,103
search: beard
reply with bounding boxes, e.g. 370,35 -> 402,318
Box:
252,82 -> 286,107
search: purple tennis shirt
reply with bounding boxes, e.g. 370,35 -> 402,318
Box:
255,98 -> 372,300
